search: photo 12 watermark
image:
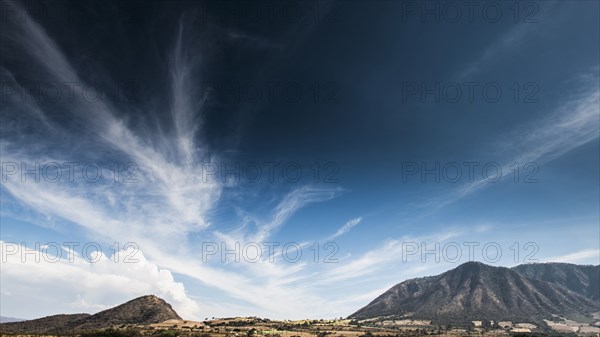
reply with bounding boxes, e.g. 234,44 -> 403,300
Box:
1,241 -> 141,264
401,161 -> 539,183
401,81 -> 540,104
203,161 -> 340,184
400,241 -> 540,264
197,1 -> 341,25
1,161 -> 140,184
397,1 -> 541,24
201,81 -> 342,105
201,241 -> 340,263
1,81 -> 140,105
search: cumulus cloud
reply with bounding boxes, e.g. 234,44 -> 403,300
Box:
0,241 -> 200,319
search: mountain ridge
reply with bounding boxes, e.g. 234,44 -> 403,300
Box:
513,262 -> 600,300
349,261 -> 600,325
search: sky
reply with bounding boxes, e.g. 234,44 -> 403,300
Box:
0,0 -> 599,321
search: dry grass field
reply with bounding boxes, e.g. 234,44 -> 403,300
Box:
3,315 -> 600,337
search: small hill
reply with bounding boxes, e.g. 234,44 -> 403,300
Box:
0,314 -> 91,334
0,295 -> 181,334
75,295 -> 182,330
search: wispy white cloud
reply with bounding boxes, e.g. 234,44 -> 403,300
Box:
457,1 -> 558,80
330,217 -> 362,239
251,185 -> 343,242
1,0 -> 597,322
0,5 -> 349,320
542,249 -> 600,264
320,230 -> 462,284
436,72 -> 600,208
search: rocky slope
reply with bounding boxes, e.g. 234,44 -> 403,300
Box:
513,263 -> 600,300
0,295 -> 181,334
349,262 -> 599,324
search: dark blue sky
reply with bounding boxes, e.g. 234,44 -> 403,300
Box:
1,0 -> 599,320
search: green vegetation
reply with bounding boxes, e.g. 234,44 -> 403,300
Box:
81,328 -> 143,337
151,329 -> 181,337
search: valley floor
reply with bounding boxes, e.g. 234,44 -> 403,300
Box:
4,316 -> 599,337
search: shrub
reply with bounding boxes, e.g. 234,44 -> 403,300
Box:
81,328 -> 142,337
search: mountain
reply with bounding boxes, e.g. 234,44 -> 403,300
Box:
0,316 -> 24,323
0,314 -> 91,334
0,295 -> 181,334
513,263 -> 600,300
349,262 -> 600,324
